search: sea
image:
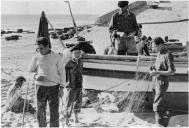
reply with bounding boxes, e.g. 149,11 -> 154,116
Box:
1,14 -> 99,69
1,14 -> 98,32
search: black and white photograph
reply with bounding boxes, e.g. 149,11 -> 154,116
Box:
1,0 -> 188,127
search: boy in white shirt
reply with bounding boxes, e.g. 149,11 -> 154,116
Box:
28,37 -> 66,127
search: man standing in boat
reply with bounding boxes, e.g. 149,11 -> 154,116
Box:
149,37 -> 176,126
109,1 -> 139,55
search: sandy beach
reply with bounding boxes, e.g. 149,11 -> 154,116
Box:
1,1 -> 188,127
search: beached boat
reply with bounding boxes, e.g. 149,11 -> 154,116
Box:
82,54 -> 188,110
48,0 -> 188,111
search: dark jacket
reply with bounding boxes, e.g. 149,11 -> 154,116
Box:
65,59 -> 83,88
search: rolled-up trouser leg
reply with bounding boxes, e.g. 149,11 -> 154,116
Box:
153,79 -> 168,112
73,89 -> 82,114
155,111 -> 164,126
63,88 -> 74,118
37,85 -> 47,127
153,78 -> 169,126
153,91 -> 165,112
48,85 -> 60,127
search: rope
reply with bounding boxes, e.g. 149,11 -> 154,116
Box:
168,108 -> 188,113
140,18 -> 189,25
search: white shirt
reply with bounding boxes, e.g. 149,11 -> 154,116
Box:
28,51 -> 66,87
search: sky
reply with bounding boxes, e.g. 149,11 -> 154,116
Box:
1,0 -> 121,15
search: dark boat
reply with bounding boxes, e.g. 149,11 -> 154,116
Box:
5,35 -> 21,41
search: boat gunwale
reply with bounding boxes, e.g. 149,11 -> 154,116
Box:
82,54 -> 188,63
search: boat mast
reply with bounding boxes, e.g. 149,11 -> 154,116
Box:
65,1 -> 79,37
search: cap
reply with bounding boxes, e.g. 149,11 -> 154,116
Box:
118,1 -> 129,8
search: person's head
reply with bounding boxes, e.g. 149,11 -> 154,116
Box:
141,35 -> 147,41
153,37 -> 165,51
36,37 -> 50,55
15,76 -> 26,88
118,1 -> 129,12
147,36 -> 152,41
70,46 -> 82,60
164,36 -> 168,42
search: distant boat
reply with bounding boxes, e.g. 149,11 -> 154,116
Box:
5,35 -> 21,41
147,1 -> 160,8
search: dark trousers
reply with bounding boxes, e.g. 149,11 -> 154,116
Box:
117,36 -> 137,55
36,85 -> 60,127
63,88 -> 82,118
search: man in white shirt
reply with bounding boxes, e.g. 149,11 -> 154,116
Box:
28,37 -> 66,127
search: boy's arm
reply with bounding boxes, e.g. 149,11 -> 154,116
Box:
150,53 -> 176,76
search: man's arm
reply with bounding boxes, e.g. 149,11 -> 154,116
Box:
57,55 -> 66,88
57,55 -> 67,98
132,14 -> 138,32
109,14 -> 117,34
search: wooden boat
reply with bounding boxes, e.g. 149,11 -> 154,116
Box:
82,54 -> 188,110
5,35 -> 21,41
47,0 -> 188,111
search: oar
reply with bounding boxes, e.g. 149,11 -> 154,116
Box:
21,79 -> 30,128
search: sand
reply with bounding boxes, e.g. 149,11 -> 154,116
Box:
1,1 -> 188,127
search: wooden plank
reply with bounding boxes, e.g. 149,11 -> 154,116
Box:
83,58 -> 188,67
83,67 -> 188,82
82,54 -> 188,63
83,75 -> 188,92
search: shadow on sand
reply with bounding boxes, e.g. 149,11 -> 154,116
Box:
134,108 -> 188,127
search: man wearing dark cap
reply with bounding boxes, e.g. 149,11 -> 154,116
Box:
109,1 -> 139,55
149,37 -> 175,126
63,45 -> 83,126
28,37 -> 66,127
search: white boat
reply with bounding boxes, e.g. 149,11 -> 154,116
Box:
82,54 -> 188,110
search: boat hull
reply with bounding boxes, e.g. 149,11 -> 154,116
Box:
82,54 -> 188,111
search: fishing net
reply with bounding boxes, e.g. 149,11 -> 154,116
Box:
93,56 -> 154,113
114,56 -> 154,113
